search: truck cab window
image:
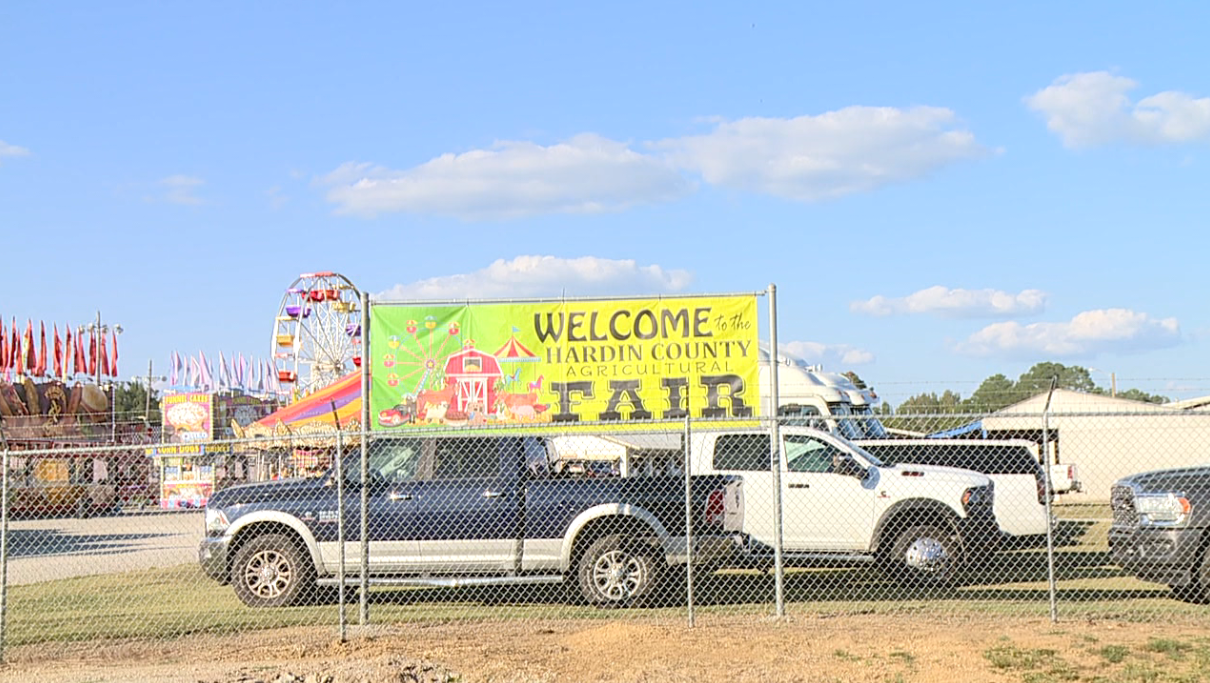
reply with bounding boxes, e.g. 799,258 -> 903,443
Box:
431,437 -> 500,480
784,434 -> 840,473
713,434 -> 771,471
524,437 -> 551,478
360,439 -> 422,483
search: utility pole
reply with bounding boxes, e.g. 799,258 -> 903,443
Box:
145,359 -> 155,422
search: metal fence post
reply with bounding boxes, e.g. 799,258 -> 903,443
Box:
0,423 -> 10,663
1042,378 -> 1059,622
683,415 -> 695,627
335,428 -> 347,642
767,283 -> 785,618
359,291 -> 371,625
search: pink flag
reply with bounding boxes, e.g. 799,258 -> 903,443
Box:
218,351 -> 230,391
198,351 -> 214,390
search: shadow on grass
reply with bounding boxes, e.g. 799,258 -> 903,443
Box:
347,555 -> 1168,611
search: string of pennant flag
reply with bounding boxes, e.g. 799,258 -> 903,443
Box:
0,316 -> 118,382
168,350 -> 287,397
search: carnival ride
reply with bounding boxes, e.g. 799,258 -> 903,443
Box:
271,272 -> 362,400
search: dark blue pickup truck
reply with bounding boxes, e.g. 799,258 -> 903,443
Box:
200,434 -> 740,607
1109,465 -> 1210,604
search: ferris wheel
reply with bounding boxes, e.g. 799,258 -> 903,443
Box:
271,271 -> 362,400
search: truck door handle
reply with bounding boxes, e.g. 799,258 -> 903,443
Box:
789,483 -> 810,489
483,490 -> 503,498
389,492 -> 413,501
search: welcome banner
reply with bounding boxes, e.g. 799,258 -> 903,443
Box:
370,295 -> 759,431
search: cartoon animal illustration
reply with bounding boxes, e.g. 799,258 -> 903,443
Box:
423,401 -> 449,424
509,404 -> 537,421
415,383 -> 457,413
497,391 -> 540,408
528,374 -> 545,392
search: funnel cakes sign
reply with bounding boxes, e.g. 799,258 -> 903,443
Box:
370,295 -> 759,432
162,392 -> 214,443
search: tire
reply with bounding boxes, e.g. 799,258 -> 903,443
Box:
886,524 -> 959,587
576,534 -> 661,607
73,498 -> 93,519
1170,547 -> 1210,605
230,533 -> 315,608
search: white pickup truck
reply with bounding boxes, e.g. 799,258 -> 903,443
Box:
557,427 -> 1000,585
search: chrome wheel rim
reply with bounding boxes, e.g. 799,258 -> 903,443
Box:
243,549 -> 293,598
904,537 -> 948,573
590,549 -> 646,601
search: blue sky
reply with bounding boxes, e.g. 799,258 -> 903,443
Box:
3,1 -> 1209,405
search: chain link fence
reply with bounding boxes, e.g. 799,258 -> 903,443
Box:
3,409 -> 1210,662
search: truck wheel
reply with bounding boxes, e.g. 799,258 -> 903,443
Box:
887,524 -> 958,586
577,534 -> 660,607
1170,547 -> 1210,605
231,533 -> 314,608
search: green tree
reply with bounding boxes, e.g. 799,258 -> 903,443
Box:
888,390 -> 970,434
1015,362 -> 1096,396
1111,388 -> 1170,404
965,373 -> 1019,412
113,381 -> 162,425
896,390 -> 965,415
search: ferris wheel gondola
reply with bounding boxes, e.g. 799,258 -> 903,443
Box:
271,271 -> 362,400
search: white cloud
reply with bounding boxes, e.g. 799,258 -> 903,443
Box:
320,134 -> 693,220
1025,71 -> 1210,148
955,308 -> 1181,358
657,107 -> 991,201
159,175 -> 205,205
377,255 -> 694,300
780,340 -> 875,367
319,107 -> 991,219
0,140 -> 30,164
851,286 -> 1048,318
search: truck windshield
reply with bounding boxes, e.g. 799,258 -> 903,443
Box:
828,403 -> 863,441
851,406 -> 890,439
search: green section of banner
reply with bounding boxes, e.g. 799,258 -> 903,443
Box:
369,296 -> 759,432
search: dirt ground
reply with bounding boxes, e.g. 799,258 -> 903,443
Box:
4,613 -> 1208,683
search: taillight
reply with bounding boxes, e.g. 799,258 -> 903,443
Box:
703,489 -> 725,526
1037,473 -> 1048,504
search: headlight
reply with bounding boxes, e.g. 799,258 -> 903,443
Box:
205,508 -> 231,535
1135,493 -> 1192,526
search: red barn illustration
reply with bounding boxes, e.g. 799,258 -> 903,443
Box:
442,340 -> 503,414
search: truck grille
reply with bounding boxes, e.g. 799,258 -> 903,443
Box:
1110,485 -> 1138,528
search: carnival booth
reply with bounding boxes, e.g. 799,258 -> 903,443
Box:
0,378 -> 139,515
237,372 -> 361,479
143,390 -> 279,508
